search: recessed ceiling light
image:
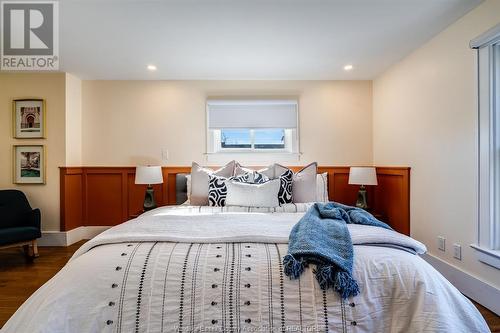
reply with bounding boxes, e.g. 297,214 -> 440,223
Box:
344,64 -> 353,71
147,65 -> 157,71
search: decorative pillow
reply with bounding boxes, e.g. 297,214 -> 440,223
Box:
316,172 -> 329,202
234,163 -> 253,176
231,171 -> 251,183
252,171 -> 269,184
234,163 -> 275,180
277,169 -> 293,205
238,170 -> 269,184
275,162 -> 318,203
233,173 -> 252,183
226,179 -> 280,208
208,173 -> 250,207
208,174 -> 229,207
190,161 -> 236,206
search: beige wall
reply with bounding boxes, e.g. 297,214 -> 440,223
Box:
81,80 -> 373,166
373,0 -> 500,289
65,73 -> 82,166
0,73 -> 66,231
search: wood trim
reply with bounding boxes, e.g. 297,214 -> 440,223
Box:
60,166 -> 410,235
60,167 -> 83,231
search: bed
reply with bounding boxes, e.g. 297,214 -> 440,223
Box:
2,204 -> 489,333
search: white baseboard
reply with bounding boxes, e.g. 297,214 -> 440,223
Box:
37,231 -> 68,247
39,226 -> 110,246
422,253 -> 500,315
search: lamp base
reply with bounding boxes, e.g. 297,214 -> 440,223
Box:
355,185 -> 369,210
143,185 -> 157,211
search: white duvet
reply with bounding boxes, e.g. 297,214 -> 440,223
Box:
2,205 -> 490,333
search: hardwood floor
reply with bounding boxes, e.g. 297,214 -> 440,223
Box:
472,300 -> 500,333
1,242 -> 499,331
0,241 -> 86,328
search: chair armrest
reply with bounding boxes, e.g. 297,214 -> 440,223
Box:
26,208 -> 41,231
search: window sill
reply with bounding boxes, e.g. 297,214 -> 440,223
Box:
470,244 -> 500,270
206,152 -> 300,164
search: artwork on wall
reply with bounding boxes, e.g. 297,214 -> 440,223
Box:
13,145 -> 46,184
12,99 -> 46,139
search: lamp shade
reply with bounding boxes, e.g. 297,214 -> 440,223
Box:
348,167 -> 378,186
135,166 -> 163,185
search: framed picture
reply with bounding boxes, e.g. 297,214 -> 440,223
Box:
13,145 -> 46,184
12,99 -> 46,139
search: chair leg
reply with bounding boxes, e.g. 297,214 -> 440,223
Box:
23,244 -> 30,257
31,240 -> 39,257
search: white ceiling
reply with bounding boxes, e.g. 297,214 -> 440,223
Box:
59,0 -> 483,80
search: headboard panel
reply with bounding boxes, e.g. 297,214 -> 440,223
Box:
175,173 -> 189,205
60,166 -> 410,235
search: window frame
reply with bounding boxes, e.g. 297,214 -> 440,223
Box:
472,25 -> 500,269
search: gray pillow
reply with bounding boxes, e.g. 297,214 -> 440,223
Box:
190,161 -> 236,205
258,165 -> 275,180
275,162 -> 318,203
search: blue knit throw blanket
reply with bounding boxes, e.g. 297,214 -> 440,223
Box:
283,202 -> 392,299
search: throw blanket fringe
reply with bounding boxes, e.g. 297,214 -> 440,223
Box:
284,255 -> 360,299
283,202 -> 391,299
283,254 -> 304,279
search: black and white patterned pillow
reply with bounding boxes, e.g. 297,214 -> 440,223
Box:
232,173 -> 251,183
208,174 -> 249,207
278,169 -> 293,205
232,171 -> 269,184
208,175 -> 230,207
252,171 -> 269,184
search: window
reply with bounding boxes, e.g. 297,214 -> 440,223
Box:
221,129 -> 252,149
206,99 -> 299,162
471,24 -> 500,269
220,128 -> 285,150
254,129 -> 285,149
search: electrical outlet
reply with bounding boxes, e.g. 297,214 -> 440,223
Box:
438,236 -> 446,251
453,243 -> 462,260
161,148 -> 169,161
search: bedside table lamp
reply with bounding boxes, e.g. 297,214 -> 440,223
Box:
348,167 -> 378,210
135,166 -> 163,211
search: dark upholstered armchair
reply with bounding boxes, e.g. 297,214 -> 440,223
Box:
0,190 -> 41,257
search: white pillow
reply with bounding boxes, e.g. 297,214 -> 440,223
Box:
316,172 -> 329,202
226,179 -> 280,208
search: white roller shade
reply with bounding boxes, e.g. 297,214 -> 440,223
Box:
207,99 -> 298,129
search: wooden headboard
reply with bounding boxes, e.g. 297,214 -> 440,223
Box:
60,166 -> 410,235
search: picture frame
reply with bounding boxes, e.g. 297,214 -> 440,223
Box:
12,98 -> 46,139
13,145 -> 46,184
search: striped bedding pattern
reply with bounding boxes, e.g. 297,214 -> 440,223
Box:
113,241 -> 348,332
